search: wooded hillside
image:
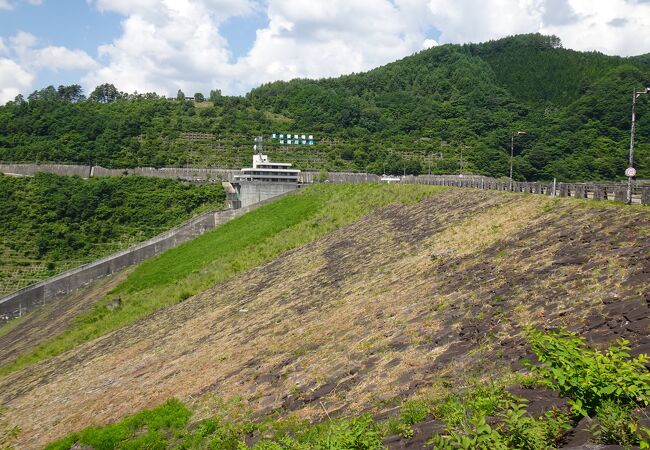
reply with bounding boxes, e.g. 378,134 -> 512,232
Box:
0,34 -> 648,181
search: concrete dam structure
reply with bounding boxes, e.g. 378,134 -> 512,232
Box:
228,138 -> 300,208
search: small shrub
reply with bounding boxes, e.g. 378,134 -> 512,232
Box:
500,401 -> 570,450
178,290 -> 192,302
429,414 -> 508,450
318,415 -> 383,449
435,395 -> 466,427
400,399 -> 430,425
466,385 -> 505,416
248,414 -> 383,449
591,400 -> 640,448
526,328 -> 650,416
428,381 -> 573,450
386,417 -> 414,439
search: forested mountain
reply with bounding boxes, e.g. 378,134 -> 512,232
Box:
0,34 -> 648,181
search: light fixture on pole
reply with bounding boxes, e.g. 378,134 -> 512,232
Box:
509,131 -> 526,191
627,86 -> 650,204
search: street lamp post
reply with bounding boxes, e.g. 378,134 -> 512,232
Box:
627,87 -> 650,204
509,131 -> 526,191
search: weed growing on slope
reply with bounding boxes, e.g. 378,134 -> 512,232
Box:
590,400 -> 641,448
525,328 -> 650,417
0,184 -> 445,376
526,328 -> 650,448
429,386 -> 571,450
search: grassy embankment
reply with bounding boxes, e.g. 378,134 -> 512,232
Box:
0,183 -> 445,376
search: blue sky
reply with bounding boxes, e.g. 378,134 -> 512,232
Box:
0,0 -> 649,104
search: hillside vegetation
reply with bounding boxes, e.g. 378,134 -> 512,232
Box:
1,34 -> 649,181
0,173 -> 224,294
0,186 -> 647,448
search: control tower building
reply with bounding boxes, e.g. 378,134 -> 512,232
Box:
225,137 -> 300,208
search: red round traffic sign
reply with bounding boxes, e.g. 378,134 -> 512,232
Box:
625,167 -> 636,177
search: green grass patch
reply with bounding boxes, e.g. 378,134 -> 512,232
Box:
46,399 -> 383,450
45,399 -> 191,450
0,183 -> 445,376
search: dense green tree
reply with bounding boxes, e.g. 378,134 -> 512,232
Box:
89,84 -> 123,103
0,173 -> 224,264
209,89 -> 222,105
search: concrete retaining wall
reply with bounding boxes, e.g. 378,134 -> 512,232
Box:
0,163 -> 90,178
237,181 -> 299,208
91,166 -> 240,182
0,195 -> 284,325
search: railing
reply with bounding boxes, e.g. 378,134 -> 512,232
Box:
395,176 -> 649,205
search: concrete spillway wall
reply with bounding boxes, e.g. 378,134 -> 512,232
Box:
0,195 -> 286,325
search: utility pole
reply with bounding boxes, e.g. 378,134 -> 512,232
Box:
627,87 -> 650,204
510,131 -> 526,191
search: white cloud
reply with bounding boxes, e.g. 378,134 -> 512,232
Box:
8,31 -> 98,71
427,0 -> 650,56
422,39 -> 439,49
30,46 -> 99,71
83,0 -> 255,94
543,0 -> 650,56
237,0 -> 430,86
83,0 -> 434,95
0,31 -> 98,103
0,58 -> 34,103
10,30 -> 37,49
